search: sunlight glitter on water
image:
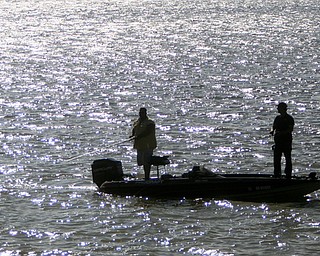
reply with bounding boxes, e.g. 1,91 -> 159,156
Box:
1,0 -> 320,255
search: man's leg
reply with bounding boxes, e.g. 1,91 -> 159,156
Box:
273,145 -> 282,178
143,164 -> 151,180
284,149 -> 292,179
143,150 -> 153,180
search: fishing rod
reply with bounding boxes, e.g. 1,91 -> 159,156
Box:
64,137 -> 134,162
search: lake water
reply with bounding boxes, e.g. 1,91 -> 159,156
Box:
1,0 -> 320,255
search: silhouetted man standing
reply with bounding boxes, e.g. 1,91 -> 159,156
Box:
130,108 -> 157,180
270,102 -> 295,179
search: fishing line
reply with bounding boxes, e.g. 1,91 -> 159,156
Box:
64,138 -> 133,162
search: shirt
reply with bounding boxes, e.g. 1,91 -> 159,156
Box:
132,118 -> 157,150
273,113 -> 294,144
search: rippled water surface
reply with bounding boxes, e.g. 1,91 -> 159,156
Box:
1,0 -> 320,255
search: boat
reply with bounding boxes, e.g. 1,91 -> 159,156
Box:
91,157 -> 320,203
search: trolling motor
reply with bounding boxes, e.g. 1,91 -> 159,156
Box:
309,172 -> 317,180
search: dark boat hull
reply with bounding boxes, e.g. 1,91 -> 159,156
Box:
98,174 -> 320,203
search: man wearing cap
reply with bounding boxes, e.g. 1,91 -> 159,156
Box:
270,102 -> 295,179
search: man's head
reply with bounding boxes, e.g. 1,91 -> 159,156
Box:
277,102 -> 288,114
139,107 -> 147,119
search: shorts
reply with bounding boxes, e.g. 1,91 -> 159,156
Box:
137,149 -> 153,166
